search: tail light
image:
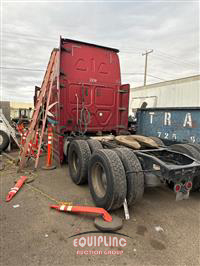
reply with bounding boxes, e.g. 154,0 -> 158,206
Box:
174,184 -> 181,193
185,181 -> 192,190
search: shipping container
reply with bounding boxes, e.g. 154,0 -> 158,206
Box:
136,107 -> 200,144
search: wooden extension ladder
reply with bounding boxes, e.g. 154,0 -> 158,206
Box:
18,48 -> 59,170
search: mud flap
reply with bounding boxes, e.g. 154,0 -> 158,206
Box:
176,191 -> 190,201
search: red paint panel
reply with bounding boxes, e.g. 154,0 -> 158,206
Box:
95,87 -> 115,106
47,38 -> 129,162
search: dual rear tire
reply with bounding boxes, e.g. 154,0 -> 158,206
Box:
68,139 -> 144,210
68,139 -> 103,184
88,149 -> 127,210
68,140 -> 91,185
114,148 -> 144,206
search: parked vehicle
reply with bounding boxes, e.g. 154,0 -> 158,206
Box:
11,107 -> 32,127
0,112 -> 10,151
0,109 -> 20,151
0,101 -> 32,151
34,38 -> 200,210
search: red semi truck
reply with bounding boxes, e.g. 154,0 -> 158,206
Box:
44,38 -> 129,163
34,38 -> 200,211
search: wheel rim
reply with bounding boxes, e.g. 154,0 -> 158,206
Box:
91,162 -> 107,198
71,151 -> 79,175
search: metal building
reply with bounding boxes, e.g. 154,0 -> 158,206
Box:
129,75 -> 200,115
10,102 -> 34,120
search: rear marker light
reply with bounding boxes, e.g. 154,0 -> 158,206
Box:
174,184 -> 181,193
185,181 -> 192,190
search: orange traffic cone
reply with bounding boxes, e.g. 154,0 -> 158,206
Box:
42,126 -> 56,170
50,204 -> 123,231
6,176 -> 27,202
50,205 -> 112,222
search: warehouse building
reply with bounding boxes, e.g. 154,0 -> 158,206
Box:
0,101 -> 33,121
10,102 -> 34,120
129,75 -> 200,115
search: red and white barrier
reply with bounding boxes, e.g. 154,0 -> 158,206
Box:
6,176 -> 27,202
42,126 -> 56,170
50,204 -> 112,222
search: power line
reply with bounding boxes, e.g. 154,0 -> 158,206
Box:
150,67 -> 181,77
2,31 -> 198,68
156,50 -> 197,67
120,51 -> 141,55
119,47 -> 198,68
0,66 -> 44,72
1,66 -> 167,81
3,31 -> 142,53
1,65 -> 166,81
152,54 -> 198,69
122,73 -> 165,81
146,74 -> 165,81
122,47 -> 197,66
2,36 -> 56,44
2,31 -> 57,42
2,66 -> 198,82
1,31 -> 58,45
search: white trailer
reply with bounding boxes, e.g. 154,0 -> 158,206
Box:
129,75 -> 200,115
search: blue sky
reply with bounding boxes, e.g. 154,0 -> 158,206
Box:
1,0 -> 199,102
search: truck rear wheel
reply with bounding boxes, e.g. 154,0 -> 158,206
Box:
149,136 -> 164,146
170,143 -> 200,162
114,148 -> 144,206
170,143 -> 200,191
0,130 -> 9,151
68,140 -> 91,185
87,139 -> 103,153
88,149 -> 127,210
187,143 -> 200,153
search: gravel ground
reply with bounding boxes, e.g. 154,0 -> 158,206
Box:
0,153 -> 200,266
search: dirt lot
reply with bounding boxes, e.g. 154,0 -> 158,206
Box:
1,153 -> 200,266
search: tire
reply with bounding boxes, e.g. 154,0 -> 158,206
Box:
170,144 -> 200,162
68,140 -> 91,185
87,139 -> 103,153
149,136 -> 164,146
170,143 -> 200,191
88,149 -> 127,210
118,129 -> 131,135
0,130 -> 9,151
114,148 -> 144,206
187,143 -> 200,154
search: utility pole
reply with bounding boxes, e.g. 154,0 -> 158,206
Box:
142,49 -> 153,86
